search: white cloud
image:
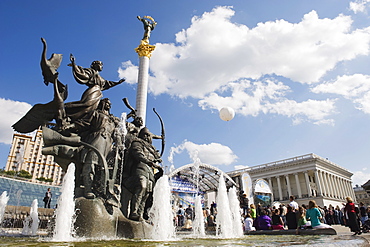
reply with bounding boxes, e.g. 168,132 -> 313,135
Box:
349,0 -> 370,13
352,170 -> 370,186
118,6 -> 370,124
168,140 -> 238,166
312,74 -> 370,114
0,98 -> 32,144
198,78 -> 337,124
118,61 -> 138,85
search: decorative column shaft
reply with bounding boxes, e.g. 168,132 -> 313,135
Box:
285,175 -> 292,197
294,173 -> 302,198
321,172 -> 331,196
268,177 -> 274,202
135,42 -> 155,125
304,171 -> 312,197
314,170 -> 323,197
276,176 -> 283,201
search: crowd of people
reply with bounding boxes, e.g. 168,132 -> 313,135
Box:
172,195 -> 370,236
174,201 -> 218,229
242,195 -> 370,235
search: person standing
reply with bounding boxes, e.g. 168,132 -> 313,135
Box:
43,188 -> 52,208
286,205 -> 298,229
177,205 -> 185,227
359,202 -> 368,227
185,204 -> 194,220
344,197 -> 361,235
288,195 -> 299,211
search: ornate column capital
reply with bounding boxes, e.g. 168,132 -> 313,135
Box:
135,42 -> 156,58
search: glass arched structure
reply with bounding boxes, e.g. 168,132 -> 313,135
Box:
168,163 -> 238,192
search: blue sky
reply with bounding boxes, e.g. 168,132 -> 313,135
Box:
1,0 -> 370,186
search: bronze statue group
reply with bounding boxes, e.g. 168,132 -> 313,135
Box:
13,38 -> 164,222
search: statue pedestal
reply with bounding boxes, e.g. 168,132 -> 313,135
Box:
74,197 -> 152,239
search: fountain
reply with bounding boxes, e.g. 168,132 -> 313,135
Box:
192,195 -> 205,237
216,174 -> 234,238
149,175 -> 175,240
21,199 -> 39,236
52,163 -> 76,241
228,187 -> 243,237
0,192 -> 9,228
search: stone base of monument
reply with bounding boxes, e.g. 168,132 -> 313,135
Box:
74,197 -> 152,239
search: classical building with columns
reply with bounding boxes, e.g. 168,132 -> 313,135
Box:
229,153 -> 355,208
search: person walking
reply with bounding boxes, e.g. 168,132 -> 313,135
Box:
43,188 -> 52,208
344,197 -> 361,235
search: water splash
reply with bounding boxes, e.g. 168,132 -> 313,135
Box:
30,199 -> 39,235
192,195 -> 205,237
0,192 -> 9,227
149,175 -> 175,240
216,174 -> 233,238
228,187 -> 243,237
22,199 -> 39,236
52,163 -> 76,241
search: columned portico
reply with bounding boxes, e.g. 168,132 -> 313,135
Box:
228,153 -> 355,208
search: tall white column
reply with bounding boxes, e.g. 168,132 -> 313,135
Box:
268,177 -> 274,202
294,173 -> 302,198
340,178 -> 346,200
136,56 -> 150,125
276,176 -> 283,201
325,172 -> 333,197
304,171 -> 312,197
135,38 -> 156,126
337,178 -> 344,200
285,174 -> 292,198
320,171 -> 328,197
333,175 -> 340,199
314,170 -> 323,197
344,179 -> 351,198
329,174 -> 336,198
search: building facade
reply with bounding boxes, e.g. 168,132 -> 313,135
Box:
229,153 -> 355,208
354,184 -> 370,206
5,129 -> 64,185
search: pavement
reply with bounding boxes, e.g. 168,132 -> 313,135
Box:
331,224 -> 370,244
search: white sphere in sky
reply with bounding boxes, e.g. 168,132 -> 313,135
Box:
219,107 -> 235,121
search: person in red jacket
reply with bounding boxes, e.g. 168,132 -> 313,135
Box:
344,197 -> 361,235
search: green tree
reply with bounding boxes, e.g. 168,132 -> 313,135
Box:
18,170 -> 32,179
5,170 -> 16,176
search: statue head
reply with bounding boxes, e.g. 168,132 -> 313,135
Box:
98,98 -> 111,111
138,127 -> 152,144
132,116 -> 143,128
91,60 -> 103,71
